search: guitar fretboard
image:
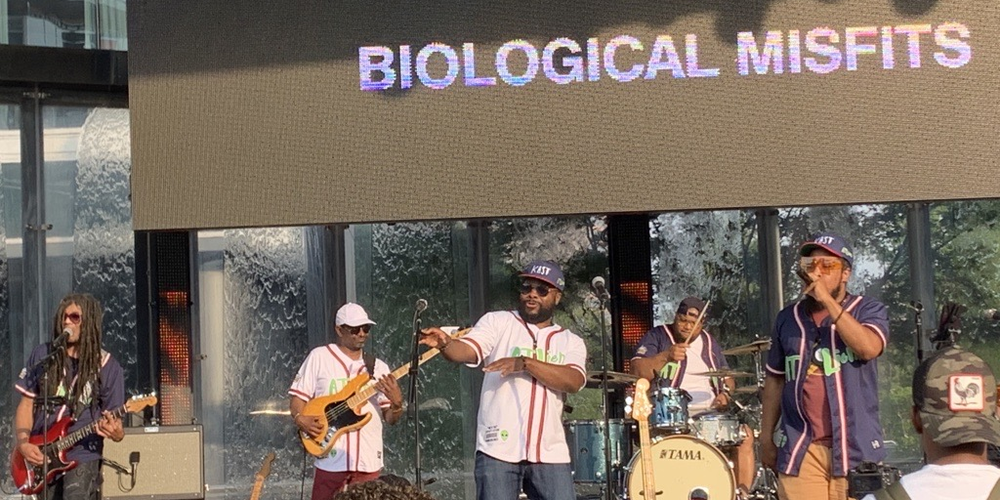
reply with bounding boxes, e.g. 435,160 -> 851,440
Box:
344,329 -> 467,408
46,404 -> 130,453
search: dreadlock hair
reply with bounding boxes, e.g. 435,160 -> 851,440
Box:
44,293 -> 104,408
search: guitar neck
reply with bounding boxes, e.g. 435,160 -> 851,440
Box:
638,421 -> 656,499
344,341 -> 451,408
249,477 -> 265,500
51,403 -> 130,453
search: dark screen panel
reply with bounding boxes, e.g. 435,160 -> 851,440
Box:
128,0 -> 999,230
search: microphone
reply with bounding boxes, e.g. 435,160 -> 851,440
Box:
415,299 -> 428,314
986,309 -> 1000,322
591,276 -> 610,301
52,328 -> 72,350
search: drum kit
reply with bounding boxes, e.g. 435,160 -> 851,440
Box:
564,338 -> 776,500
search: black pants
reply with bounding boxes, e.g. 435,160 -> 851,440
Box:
44,459 -> 101,500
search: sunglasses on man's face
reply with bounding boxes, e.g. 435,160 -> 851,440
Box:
63,312 -> 82,325
340,324 -> 372,335
799,256 -> 843,273
519,281 -> 553,297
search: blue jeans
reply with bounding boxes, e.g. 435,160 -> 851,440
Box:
45,459 -> 101,500
475,452 -> 575,500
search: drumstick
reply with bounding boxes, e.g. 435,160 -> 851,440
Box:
680,299 -> 710,347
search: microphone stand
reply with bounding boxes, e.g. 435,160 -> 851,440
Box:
30,342 -> 64,498
912,301 -> 924,362
596,290 -> 613,500
407,302 -> 426,489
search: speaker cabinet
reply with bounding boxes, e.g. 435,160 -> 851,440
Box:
102,425 -> 204,500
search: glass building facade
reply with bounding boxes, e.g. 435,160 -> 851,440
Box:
3,5 -> 1000,500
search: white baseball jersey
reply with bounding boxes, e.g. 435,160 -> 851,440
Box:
289,344 -> 391,473
458,310 -> 587,464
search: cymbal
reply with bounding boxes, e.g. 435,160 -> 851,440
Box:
733,386 -> 761,395
585,370 -> 639,389
722,339 -> 772,356
691,369 -> 757,378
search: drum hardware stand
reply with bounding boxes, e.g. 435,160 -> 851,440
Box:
747,341 -> 778,500
594,279 -> 614,500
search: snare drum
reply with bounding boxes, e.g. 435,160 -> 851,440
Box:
564,419 -> 634,483
691,412 -> 745,447
649,384 -> 691,434
624,434 -> 735,500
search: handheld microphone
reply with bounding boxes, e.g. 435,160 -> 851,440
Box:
52,328 -> 72,350
415,299 -> 428,314
591,276 -> 610,301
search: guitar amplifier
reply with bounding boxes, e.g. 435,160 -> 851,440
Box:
101,425 -> 204,500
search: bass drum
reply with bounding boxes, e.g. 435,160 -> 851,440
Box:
624,434 -> 735,500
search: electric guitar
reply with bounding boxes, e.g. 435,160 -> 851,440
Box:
10,393 -> 158,495
248,452 -> 275,500
298,328 -> 469,457
632,378 -> 658,499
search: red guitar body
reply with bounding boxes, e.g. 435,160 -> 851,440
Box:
10,417 -> 77,495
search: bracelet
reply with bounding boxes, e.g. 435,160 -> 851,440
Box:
439,339 -> 451,351
832,308 -> 846,324
291,411 -> 301,422
516,356 -> 528,372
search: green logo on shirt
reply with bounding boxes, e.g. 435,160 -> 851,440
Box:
783,346 -> 858,380
500,430 -> 509,441
660,362 -> 680,380
508,346 -> 566,364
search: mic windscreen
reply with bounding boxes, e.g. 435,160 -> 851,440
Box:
53,328 -> 72,347
415,299 -> 428,312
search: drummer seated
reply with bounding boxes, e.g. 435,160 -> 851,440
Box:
630,297 -> 757,498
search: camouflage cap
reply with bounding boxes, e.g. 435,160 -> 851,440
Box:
912,347 -> 1000,447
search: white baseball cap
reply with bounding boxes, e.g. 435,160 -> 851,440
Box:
335,303 -> 377,327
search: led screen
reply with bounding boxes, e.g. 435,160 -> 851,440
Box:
128,0 -> 999,230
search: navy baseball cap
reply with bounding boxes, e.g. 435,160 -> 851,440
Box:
799,233 -> 855,268
519,260 -> 565,291
677,297 -> 706,316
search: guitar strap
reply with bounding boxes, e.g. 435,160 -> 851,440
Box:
363,352 -> 376,379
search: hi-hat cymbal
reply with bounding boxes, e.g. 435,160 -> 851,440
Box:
733,386 -> 761,395
722,339 -> 772,356
585,370 -> 639,389
691,369 -> 757,378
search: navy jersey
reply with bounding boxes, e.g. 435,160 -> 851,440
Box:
632,324 -> 729,394
15,343 -> 126,464
766,294 -> 889,477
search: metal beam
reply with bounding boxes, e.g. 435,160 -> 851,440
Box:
757,208 -> 784,333
0,45 -> 127,92
20,89 -> 47,355
907,203 -> 935,362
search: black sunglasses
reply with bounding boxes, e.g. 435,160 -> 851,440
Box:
340,324 -> 372,335
519,281 -> 553,297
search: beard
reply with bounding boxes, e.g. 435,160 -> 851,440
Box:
518,302 -> 555,325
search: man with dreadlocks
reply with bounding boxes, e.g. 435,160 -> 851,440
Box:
14,293 -> 126,500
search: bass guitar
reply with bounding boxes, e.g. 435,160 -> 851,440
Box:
248,452 -> 275,500
632,378 -> 659,499
10,393 -> 158,495
298,328 -> 468,457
